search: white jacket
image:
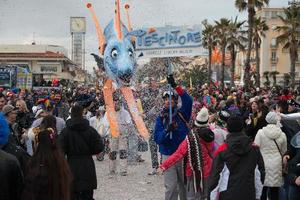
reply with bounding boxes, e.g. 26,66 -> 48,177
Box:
102,107 -> 134,137
254,124 -> 287,187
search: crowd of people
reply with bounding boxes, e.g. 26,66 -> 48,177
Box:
154,76 -> 300,200
0,74 -> 300,200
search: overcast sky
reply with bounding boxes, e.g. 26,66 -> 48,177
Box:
0,0 -> 288,71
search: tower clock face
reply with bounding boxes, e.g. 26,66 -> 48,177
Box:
71,17 -> 86,33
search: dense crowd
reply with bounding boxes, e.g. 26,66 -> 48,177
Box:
0,75 -> 300,200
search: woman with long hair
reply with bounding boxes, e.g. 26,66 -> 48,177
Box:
28,115 -> 58,152
39,115 -> 58,135
15,99 -> 34,153
22,128 -> 72,200
245,101 -> 268,141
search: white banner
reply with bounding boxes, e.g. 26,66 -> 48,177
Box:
135,25 -> 204,58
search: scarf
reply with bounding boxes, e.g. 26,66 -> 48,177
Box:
186,130 -> 204,193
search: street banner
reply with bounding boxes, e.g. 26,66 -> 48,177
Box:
135,25 -> 204,58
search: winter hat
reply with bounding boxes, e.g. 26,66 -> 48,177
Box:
32,106 -> 38,114
265,111 -> 279,124
218,110 -> 231,122
2,105 -> 16,116
197,127 -> 215,142
287,99 -> 300,108
195,107 -> 209,127
227,116 -> 244,133
0,113 -> 9,145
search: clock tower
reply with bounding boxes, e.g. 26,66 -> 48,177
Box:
70,17 -> 86,70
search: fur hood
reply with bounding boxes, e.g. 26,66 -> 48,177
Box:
261,124 -> 283,140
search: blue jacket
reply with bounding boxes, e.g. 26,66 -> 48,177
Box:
154,86 -> 193,155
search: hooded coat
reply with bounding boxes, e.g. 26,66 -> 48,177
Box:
208,133 -> 265,200
255,124 -> 287,187
59,118 -> 104,191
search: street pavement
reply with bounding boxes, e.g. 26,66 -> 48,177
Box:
94,151 -> 164,200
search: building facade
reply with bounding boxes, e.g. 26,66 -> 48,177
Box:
235,7 -> 300,86
0,44 -> 84,87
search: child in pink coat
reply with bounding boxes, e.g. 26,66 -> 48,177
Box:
160,107 -> 214,200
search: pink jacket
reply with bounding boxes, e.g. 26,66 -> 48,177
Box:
160,138 -> 214,178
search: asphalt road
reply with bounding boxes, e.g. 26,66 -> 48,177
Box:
94,151 -> 164,200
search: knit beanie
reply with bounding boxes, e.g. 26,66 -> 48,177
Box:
227,116 -> 244,133
265,111 -> 279,124
195,107 -> 209,127
0,113 -> 9,145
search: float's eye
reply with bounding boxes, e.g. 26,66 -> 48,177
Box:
128,48 -> 133,57
111,48 -> 118,58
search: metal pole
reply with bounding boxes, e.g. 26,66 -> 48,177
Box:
167,58 -> 173,139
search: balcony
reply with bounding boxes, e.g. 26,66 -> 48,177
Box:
270,57 -> 279,63
270,44 -> 278,49
244,57 -> 256,63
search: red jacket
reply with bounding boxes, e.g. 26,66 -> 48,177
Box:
160,137 -> 214,178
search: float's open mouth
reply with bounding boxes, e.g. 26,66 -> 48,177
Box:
118,74 -> 132,86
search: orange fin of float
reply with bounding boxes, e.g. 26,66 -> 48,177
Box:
124,3 -> 135,43
124,4 -> 133,32
103,79 -> 119,138
114,0 -> 123,41
86,3 -> 106,55
120,87 -> 149,139
148,27 -> 156,33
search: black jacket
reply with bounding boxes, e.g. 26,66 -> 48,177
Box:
59,118 -> 104,191
2,135 -> 30,174
281,119 -> 300,151
286,145 -> 300,186
0,149 -> 24,200
208,133 -> 265,200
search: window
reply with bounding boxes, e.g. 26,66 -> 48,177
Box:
271,38 -> 277,46
271,51 -> 277,60
40,65 -> 58,73
271,65 -> 276,71
265,11 -> 270,19
271,11 -> 277,18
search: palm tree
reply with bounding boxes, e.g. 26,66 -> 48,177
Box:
227,17 -> 247,87
284,73 -> 291,87
263,71 -> 270,87
275,5 -> 300,88
215,18 -> 231,89
252,17 -> 269,87
202,20 -> 216,84
180,64 -> 208,89
269,71 -> 279,86
235,0 -> 269,90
